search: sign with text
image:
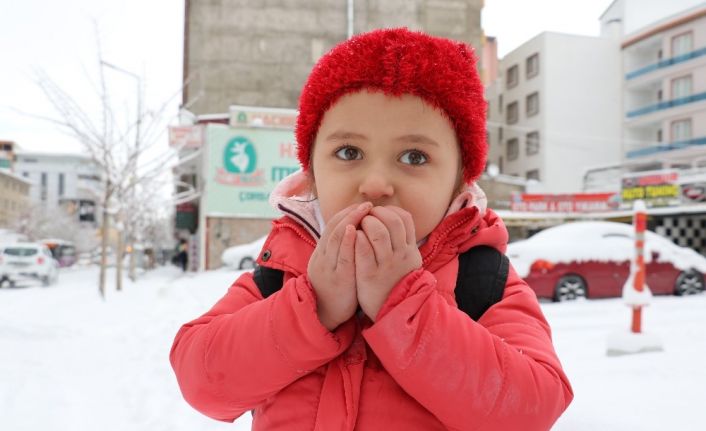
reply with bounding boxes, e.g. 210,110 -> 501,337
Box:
510,193 -> 620,213
620,171 -> 680,208
169,125 -> 204,149
204,125 -> 300,218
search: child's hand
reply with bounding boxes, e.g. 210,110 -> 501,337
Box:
308,202 -> 373,331
355,206 -> 422,321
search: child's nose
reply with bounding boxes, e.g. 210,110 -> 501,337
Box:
358,171 -> 394,202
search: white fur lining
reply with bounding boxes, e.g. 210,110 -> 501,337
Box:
269,170 -> 488,241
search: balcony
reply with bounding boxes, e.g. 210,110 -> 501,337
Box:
626,136 -> 706,158
626,91 -> 706,118
626,46 -> 706,80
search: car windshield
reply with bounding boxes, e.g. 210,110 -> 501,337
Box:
4,247 -> 39,257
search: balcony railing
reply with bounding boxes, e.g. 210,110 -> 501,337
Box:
626,46 -> 706,80
626,136 -> 706,158
626,91 -> 706,118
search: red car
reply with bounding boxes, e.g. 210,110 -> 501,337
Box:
507,221 -> 706,301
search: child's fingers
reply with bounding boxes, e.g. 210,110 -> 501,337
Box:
355,230 -> 376,274
360,215 -> 391,264
324,202 -> 371,263
385,206 -> 417,245
370,206 -> 407,252
335,224 -> 356,271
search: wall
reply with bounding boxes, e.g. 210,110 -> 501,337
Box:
184,0 -> 484,114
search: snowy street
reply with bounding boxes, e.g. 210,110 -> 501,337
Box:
1,265 -> 705,430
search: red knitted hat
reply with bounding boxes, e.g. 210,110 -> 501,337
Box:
296,28 -> 487,184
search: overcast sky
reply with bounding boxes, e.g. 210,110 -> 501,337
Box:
0,0 -> 615,154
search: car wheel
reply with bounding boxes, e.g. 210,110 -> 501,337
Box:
41,275 -> 51,287
674,270 -> 704,296
554,275 -> 587,302
239,257 -> 255,270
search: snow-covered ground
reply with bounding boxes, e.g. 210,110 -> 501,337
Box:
1,265 -> 704,430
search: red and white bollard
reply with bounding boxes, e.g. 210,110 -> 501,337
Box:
606,200 -> 663,356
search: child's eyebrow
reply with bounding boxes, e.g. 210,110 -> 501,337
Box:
323,130 -> 368,142
394,134 -> 440,148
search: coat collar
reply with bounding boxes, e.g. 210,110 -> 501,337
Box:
258,171 -> 508,274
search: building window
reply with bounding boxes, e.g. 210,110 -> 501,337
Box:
507,101 -> 519,124
22,172 -> 29,177
526,169 -> 540,180
40,172 -> 47,202
671,75 -> 692,99
672,32 -> 693,57
526,92 -> 539,117
498,94 -> 503,113
526,53 -> 539,79
671,119 -> 692,142
507,138 -> 519,161
506,65 -> 519,89
58,173 -> 65,197
498,127 -> 503,142
526,131 -> 540,155
657,129 -> 662,142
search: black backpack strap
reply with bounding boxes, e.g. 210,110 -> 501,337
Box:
252,246 -> 509,321
253,265 -> 284,299
454,246 -> 509,321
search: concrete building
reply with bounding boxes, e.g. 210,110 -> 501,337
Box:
14,153 -> 102,224
179,0 -> 486,269
486,32 -> 622,193
183,0 -> 484,114
612,4 -> 706,171
0,170 -> 31,229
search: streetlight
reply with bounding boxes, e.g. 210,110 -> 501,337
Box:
100,60 -> 143,283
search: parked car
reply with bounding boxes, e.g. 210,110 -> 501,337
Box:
0,243 -> 59,287
221,236 -> 267,270
41,239 -> 77,268
507,221 -> 706,301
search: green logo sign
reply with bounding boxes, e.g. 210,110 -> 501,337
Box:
224,136 -> 257,174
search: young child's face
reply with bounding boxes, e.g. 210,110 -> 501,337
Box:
310,90 -> 462,241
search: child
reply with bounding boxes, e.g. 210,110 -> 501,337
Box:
170,28 -> 573,430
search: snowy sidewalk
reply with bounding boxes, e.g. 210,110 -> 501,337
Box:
1,265 -> 705,430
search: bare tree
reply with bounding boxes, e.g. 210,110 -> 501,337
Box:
28,38 -> 183,298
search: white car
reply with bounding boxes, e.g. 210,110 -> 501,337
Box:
0,243 -> 59,287
221,236 -> 267,270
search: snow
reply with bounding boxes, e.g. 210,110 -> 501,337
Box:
2,265 -> 705,430
621,269 -> 653,306
605,331 -> 663,356
507,221 -> 706,277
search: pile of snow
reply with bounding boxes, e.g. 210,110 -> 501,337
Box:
508,221 -> 706,277
1,265 -> 705,430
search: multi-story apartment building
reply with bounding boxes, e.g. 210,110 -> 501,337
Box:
0,170 -> 30,229
14,153 -> 102,224
615,4 -> 706,170
486,32 -> 622,193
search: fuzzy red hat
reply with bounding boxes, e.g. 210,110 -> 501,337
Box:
296,28 -> 487,184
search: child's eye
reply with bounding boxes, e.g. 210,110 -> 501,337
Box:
334,146 -> 363,161
399,149 -> 428,166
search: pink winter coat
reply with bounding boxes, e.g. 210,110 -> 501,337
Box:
170,184 -> 573,430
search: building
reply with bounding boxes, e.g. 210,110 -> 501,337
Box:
179,0 -> 485,269
0,170 -> 31,229
486,32 -> 622,193
183,0 -> 484,114
0,140 -> 16,170
610,3 -> 706,170
14,153 -> 102,224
